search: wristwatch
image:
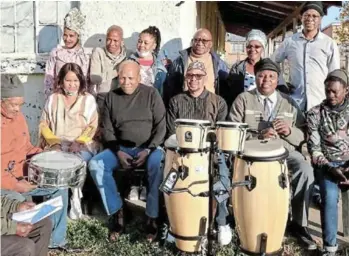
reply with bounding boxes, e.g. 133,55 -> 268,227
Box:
145,149 -> 151,155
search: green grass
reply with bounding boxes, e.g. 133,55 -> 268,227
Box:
48,217 -> 349,256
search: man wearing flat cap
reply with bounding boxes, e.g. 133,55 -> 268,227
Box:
229,58 -> 316,250
272,1 -> 340,112
1,74 -> 69,250
166,60 -> 232,245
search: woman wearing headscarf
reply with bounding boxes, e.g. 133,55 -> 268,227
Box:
307,69 -> 349,256
226,29 -> 287,109
44,8 -> 89,99
128,26 -> 167,97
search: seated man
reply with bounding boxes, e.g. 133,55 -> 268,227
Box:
166,61 -> 232,246
88,60 -> 166,242
0,74 -> 69,249
1,196 -> 52,256
228,59 -> 316,250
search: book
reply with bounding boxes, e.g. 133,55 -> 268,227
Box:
12,196 -> 63,224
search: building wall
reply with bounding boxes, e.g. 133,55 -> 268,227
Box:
1,1 -> 199,144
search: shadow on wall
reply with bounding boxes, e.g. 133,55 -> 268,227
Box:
159,38 -> 183,61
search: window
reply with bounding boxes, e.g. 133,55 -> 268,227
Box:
231,42 -> 244,53
1,1 -> 72,55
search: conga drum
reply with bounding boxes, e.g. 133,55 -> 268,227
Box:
232,139 -> 289,255
163,148 -> 209,253
216,121 -> 248,154
175,119 -> 211,152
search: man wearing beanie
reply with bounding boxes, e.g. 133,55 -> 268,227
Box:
229,58 -> 316,250
1,74 -> 69,250
307,69 -> 349,256
272,1 -> 340,111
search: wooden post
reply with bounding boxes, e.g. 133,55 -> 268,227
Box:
268,37 -> 272,57
282,27 -> 287,73
292,17 -> 297,33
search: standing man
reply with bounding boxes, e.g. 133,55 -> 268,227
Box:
229,59 -> 316,251
90,25 -> 132,110
88,60 -> 166,242
166,61 -> 232,245
164,28 -> 229,107
272,1 -> 340,111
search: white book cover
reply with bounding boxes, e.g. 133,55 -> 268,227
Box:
12,196 -> 63,224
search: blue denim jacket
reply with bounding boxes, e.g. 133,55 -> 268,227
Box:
128,53 -> 167,97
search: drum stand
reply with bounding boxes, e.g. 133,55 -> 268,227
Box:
207,133 -> 216,256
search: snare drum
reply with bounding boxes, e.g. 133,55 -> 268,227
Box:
28,151 -> 86,188
216,122 -> 248,154
232,139 -> 289,254
175,119 -> 211,152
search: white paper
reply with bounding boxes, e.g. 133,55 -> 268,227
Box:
12,196 -> 63,224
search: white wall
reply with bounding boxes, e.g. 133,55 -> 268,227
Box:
1,1 -> 198,144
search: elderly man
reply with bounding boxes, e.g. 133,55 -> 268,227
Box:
0,74 -> 69,249
90,25 -> 132,110
164,28 -> 229,108
88,60 -> 166,242
229,59 -> 316,250
1,196 -> 52,256
272,1 -> 340,111
166,61 -> 232,245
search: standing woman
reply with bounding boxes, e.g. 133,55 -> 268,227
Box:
40,63 -> 99,220
307,70 -> 349,256
129,26 -> 167,96
44,8 -> 89,98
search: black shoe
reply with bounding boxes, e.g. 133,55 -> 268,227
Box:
287,223 -> 317,250
108,208 -> 125,241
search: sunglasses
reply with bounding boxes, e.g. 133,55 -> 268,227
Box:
192,38 -> 211,45
186,74 -> 205,80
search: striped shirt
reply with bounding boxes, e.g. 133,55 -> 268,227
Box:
166,89 -> 228,137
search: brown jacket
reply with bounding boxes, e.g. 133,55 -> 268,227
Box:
1,107 -> 42,191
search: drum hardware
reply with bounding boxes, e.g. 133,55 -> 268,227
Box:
278,161 -> 288,189
260,233 -> 268,255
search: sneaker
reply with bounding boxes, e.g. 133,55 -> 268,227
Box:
322,252 -> 336,256
128,186 -> 139,201
218,224 -> 232,246
287,222 -> 317,250
145,217 -> 158,243
139,187 -> 147,201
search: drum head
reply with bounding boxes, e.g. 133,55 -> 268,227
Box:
242,139 -> 288,161
216,121 -> 248,128
31,151 -> 83,169
175,119 -> 211,126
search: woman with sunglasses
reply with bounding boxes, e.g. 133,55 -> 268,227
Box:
227,29 -> 287,109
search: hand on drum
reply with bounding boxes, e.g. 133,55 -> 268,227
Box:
15,179 -> 37,193
16,222 -> 34,237
133,150 -> 148,167
273,119 -> 291,136
260,128 -> 277,139
69,142 -> 82,153
17,201 -> 36,212
117,151 -> 133,169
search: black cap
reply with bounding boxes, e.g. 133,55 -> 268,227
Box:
301,1 -> 324,16
254,58 -> 280,75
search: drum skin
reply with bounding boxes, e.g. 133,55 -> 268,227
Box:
164,149 -> 209,252
232,157 -> 289,254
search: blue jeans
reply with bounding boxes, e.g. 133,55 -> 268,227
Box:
216,153 -> 231,226
0,187 -> 68,248
88,146 -> 164,218
318,162 -> 341,252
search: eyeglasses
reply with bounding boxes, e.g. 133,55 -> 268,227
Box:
186,74 -> 205,80
247,45 -> 262,50
303,14 -> 320,20
193,38 -> 211,45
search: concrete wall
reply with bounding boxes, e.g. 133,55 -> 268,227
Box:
1,1 -> 198,145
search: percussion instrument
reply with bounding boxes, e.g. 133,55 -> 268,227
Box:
175,119 -> 211,152
232,139 -> 289,255
28,151 -> 86,188
163,148 -> 209,253
216,121 -> 248,154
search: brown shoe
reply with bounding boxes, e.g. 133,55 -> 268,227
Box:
108,208 -> 125,241
145,217 -> 158,242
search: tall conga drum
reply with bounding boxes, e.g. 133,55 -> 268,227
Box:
232,139 -> 289,255
163,148 -> 209,253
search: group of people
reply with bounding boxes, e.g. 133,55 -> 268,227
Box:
1,1 -> 348,256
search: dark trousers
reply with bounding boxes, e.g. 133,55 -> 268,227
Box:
1,218 -> 52,256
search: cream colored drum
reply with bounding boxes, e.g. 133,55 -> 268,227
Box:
216,122 -> 248,154
175,119 -> 211,152
163,149 -> 209,253
232,139 -> 289,255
